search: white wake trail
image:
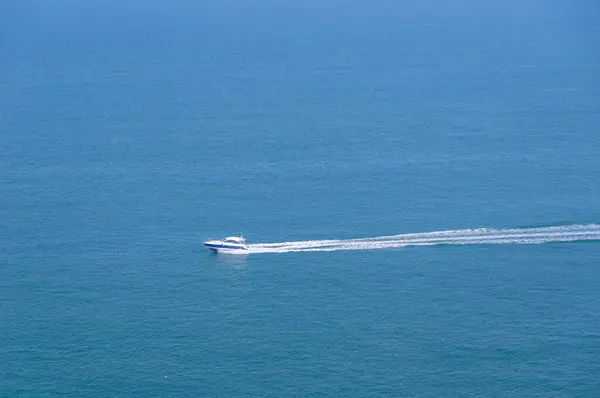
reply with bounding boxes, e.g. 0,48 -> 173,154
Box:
248,224 -> 600,254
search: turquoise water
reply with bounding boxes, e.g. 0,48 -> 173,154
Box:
2,1 -> 600,396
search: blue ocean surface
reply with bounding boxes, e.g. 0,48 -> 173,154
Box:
1,0 -> 600,396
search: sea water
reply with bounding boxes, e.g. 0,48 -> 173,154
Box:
1,1 -> 600,396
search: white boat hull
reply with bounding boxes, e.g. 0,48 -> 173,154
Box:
204,239 -> 249,253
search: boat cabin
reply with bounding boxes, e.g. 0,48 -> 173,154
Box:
224,236 -> 245,244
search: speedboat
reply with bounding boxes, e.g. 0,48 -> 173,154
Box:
204,236 -> 249,253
